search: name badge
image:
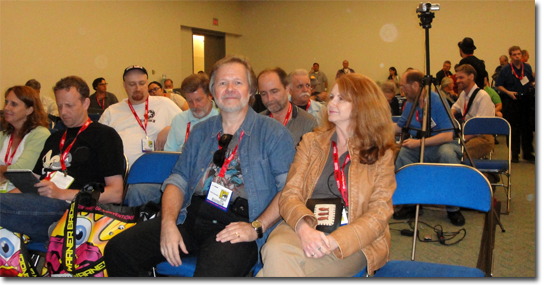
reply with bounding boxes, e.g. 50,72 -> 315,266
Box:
206,182 -> 233,211
0,180 -> 9,193
341,207 -> 348,226
521,76 -> 529,86
49,171 -> 75,190
142,137 -> 154,152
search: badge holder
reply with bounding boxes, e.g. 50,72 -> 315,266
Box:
142,136 -> 155,152
206,181 -> 233,211
48,171 -> 75,190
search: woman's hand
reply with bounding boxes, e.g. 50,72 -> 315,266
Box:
296,221 -> 332,258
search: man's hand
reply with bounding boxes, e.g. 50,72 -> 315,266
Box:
160,222 -> 188,267
155,126 -> 171,151
402,138 -> 421,149
507,91 -> 518,100
216,222 -> 257,244
35,179 -> 63,199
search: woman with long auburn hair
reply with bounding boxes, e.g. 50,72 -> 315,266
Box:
0,86 -> 50,192
257,73 -> 396,277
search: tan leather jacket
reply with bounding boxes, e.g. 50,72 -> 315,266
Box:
279,127 -> 396,274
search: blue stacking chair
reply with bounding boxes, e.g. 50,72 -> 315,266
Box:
461,117 -> 512,214
122,151 -> 180,203
371,163 -> 492,277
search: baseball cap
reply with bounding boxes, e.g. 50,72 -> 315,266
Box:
123,65 -> 148,80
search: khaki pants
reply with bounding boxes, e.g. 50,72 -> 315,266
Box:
256,221 -> 367,277
465,134 -> 495,160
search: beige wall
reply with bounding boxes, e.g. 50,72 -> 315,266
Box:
240,0 -> 535,87
0,1 -> 244,104
0,1 -> 535,107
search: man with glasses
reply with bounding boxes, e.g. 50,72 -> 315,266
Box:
89,77 -> 118,111
105,56 -> 296,277
148,81 -> 189,111
289,69 -> 323,120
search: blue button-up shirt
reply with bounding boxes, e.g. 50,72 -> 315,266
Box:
162,107 -> 295,256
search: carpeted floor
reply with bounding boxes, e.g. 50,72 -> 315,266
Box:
387,135 -> 535,277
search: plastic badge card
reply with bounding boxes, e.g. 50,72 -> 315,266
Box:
206,182 -> 233,211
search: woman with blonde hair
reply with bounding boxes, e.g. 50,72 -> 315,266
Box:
0,86 -> 50,192
257,73 -> 396,277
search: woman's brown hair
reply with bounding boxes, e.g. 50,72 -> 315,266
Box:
316,73 -> 395,165
2,86 -> 49,136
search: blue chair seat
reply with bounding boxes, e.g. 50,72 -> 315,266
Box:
373,260 -> 485,277
155,255 -> 198,277
461,159 -> 508,172
156,256 -> 263,277
27,242 -> 47,253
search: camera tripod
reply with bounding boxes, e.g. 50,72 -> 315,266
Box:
399,3 -> 505,263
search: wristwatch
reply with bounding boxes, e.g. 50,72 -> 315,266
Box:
252,220 -> 263,239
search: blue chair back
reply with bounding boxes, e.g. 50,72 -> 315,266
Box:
394,163 -> 492,212
88,113 -> 101,123
463,117 -> 510,136
126,152 -> 180,185
392,116 -> 400,123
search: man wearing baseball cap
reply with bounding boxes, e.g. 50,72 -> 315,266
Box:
457,37 -> 488,89
99,65 -> 182,206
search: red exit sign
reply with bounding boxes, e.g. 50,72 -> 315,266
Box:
213,18 -> 218,26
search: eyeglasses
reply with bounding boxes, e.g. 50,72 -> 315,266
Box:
213,134 -> 233,167
148,87 -> 160,93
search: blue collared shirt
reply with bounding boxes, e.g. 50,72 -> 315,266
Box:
164,103 -> 220,152
397,91 -> 454,138
161,107 -> 295,256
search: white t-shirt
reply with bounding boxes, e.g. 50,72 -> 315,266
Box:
99,96 -> 182,167
167,93 -> 187,110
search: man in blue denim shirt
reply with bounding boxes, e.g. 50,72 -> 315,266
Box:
105,56 -> 296,277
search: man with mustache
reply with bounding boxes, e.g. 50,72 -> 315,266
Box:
164,73 -> 219,152
99,65 -> 181,168
289,69 -> 324,120
258,67 -> 317,147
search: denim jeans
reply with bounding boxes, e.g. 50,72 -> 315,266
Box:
105,196 -> 258,277
395,140 -> 462,212
124,183 -> 162,207
395,140 -> 462,171
0,193 -> 70,242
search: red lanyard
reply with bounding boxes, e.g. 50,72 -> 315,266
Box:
444,70 -> 450,78
416,110 -> 421,123
306,100 -> 311,111
59,118 -> 92,172
4,134 -> 19,166
185,122 -> 191,143
332,141 -> 350,207
97,94 -> 105,109
269,103 -> 292,126
217,131 -> 244,178
511,62 -> 524,80
128,97 -> 149,135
